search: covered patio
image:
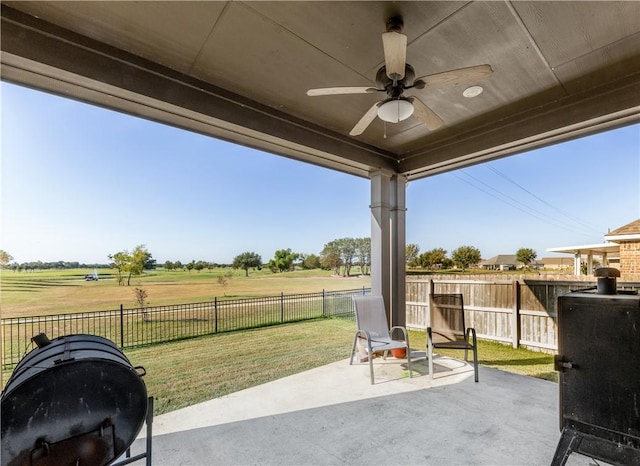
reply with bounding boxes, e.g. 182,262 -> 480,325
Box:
130,355 -> 594,465
1,3 -> 638,464
2,1 -> 639,328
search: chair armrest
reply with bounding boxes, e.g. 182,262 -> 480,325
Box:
389,326 -> 410,348
355,329 -> 372,341
466,327 -> 477,345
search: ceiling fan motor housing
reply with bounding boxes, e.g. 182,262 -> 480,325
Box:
376,64 -> 416,97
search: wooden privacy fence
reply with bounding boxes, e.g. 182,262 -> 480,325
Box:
406,276 -> 640,353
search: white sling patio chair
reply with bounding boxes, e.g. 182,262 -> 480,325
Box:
350,295 -> 412,384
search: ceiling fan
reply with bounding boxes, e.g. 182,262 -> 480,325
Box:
306,16 -> 493,136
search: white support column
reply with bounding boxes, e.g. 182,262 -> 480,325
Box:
587,254 -> 594,275
602,252 -> 609,267
370,171 -> 392,320
574,253 -> 581,276
390,175 -> 407,328
369,170 -> 407,328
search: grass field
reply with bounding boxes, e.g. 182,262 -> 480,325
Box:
1,268 -> 371,318
1,267 -> 556,417
0,317 -> 554,415
123,321 -> 555,415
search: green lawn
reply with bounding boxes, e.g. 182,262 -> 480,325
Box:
1,268 -> 371,317
1,317 -> 556,416
407,329 -> 557,382
1,268 -> 556,416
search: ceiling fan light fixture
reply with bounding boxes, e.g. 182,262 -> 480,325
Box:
378,99 -> 414,123
463,85 -> 484,98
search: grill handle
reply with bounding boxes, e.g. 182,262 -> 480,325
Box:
554,355 -> 576,371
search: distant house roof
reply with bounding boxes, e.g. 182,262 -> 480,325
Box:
480,255 -> 518,266
605,218 -> 640,241
540,257 -> 573,265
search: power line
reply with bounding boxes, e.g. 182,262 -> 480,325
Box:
451,172 -> 597,239
486,165 -> 603,235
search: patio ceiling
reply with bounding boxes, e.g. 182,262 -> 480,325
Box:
1,1 -> 639,180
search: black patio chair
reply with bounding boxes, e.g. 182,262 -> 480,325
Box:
427,293 -> 478,382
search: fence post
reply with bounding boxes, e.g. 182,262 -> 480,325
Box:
280,292 -> 284,323
214,297 -> 218,333
512,281 -> 521,348
427,279 -> 434,328
120,304 -> 124,348
322,290 -> 326,317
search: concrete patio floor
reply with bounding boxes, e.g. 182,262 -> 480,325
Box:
130,352 -> 601,465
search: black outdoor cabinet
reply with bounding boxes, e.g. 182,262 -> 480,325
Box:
552,292 -> 640,466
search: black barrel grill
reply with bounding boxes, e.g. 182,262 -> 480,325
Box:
1,334 -> 152,466
552,268 -> 640,465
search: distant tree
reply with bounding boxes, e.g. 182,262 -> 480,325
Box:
109,244 -> 152,286
217,271 -> 233,296
516,248 -> 537,270
186,260 -> 195,273
354,237 -> 371,275
134,284 -> 149,308
144,255 -> 157,270
0,250 -> 14,269
337,238 -> 357,276
320,237 -> 369,276
164,260 -> 174,271
406,244 -> 420,265
415,248 -> 447,269
127,245 -> 151,286
451,246 -> 481,273
267,249 -> 299,273
301,254 -> 321,270
109,251 -> 131,286
232,252 -> 263,277
320,240 -> 342,275
174,260 -> 183,271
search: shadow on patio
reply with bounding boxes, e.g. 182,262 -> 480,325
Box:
131,354 -> 596,465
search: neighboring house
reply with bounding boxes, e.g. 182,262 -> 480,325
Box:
480,255 -> 518,271
604,219 -> 640,280
548,218 -> 637,280
540,257 -> 574,271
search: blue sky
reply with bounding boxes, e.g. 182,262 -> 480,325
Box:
2,82 -> 639,265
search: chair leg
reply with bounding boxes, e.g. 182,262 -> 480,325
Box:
367,349 -> 375,384
427,329 -> 434,380
349,334 -> 359,365
471,329 -> 479,383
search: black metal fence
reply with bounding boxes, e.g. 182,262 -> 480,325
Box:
1,288 -> 369,369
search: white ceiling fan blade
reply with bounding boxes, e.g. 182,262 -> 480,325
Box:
349,102 -> 380,136
410,97 -> 444,131
307,87 -> 378,96
414,64 -> 493,90
382,31 -> 407,80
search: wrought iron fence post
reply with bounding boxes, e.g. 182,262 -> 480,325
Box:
214,297 -> 218,333
280,292 -> 284,323
322,289 -> 326,317
120,304 -> 124,348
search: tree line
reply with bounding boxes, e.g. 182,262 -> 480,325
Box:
406,244 -> 538,271
0,242 -> 539,282
0,250 -> 110,272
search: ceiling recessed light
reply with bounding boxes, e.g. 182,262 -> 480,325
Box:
463,85 -> 484,98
